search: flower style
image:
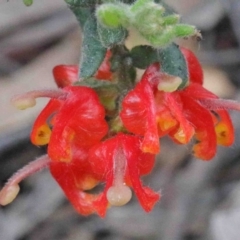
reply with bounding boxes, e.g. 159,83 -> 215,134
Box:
120,47 -> 235,160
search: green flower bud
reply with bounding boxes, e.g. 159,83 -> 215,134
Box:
173,24 -> 197,38
131,0 -> 154,12
132,3 -> 165,35
146,26 -> 175,47
96,3 -> 130,28
162,14 -> 180,25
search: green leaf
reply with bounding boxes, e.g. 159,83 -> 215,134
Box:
69,8 -> 92,28
157,43 -> 188,89
65,0 -> 96,7
23,0 -> 33,6
97,23 -> 127,48
80,15 -> 107,79
130,45 -> 158,69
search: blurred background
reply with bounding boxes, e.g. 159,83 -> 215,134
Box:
1,0 -> 240,239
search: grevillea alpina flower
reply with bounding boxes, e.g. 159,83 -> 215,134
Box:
0,84 -> 108,209
0,52 -> 159,216
120,47 -> 235,160
50,133 -> 159,217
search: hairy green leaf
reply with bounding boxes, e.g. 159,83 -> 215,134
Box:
157,43 -> 188,89
97,23 -> 127,48
80,15 -> 107,78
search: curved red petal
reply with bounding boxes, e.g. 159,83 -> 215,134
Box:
180,47 -> 203,85
120,80 -> 160,154
123,137 -> 160,212
164,92 -> 195,144
50,160 -> 101,216
141,62 -> 160,88
182,83 -> 216,99
53,65 -> 78,88
213,109 -> 234,146
30,99 -> 62,145
89,134 -> 158,212
180,94 -> 217,160
182,83 -> 234,147
48,86 -> 108,162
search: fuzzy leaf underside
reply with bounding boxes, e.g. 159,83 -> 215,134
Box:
80,15 -> 107,79
97,23 -> 127,48
157,43 -> 188,89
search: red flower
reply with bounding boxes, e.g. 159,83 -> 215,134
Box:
1,47 -> 239,217
0,85 -> 109,213
46,86 -> 108,162
50,133 -> 159,217
120,48 -> 234,160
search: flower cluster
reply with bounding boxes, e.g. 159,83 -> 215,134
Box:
1,46 -> 239,217
0,34 -> 239,217
121,48 -> 234,160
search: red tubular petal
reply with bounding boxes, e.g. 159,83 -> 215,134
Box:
123,137 -> 160,212
89,134 -> 158,213
49,144 -> 105,216
120,80 -> 160,154
53,65 -> 78,88
183,83 -> 235,147
48,86 -> 108,162
180,47 -> 204,85
120,87 -> 147,135
154,91 -> 178,136
182,83 -> 217,99
137,151 -> 156,176
164,93 -> 195,144
88,138 -> 116,217
213,110 -> 234,146
141,81 -> 160,153
180,94 -> 217,160
141,62 -> 161,88
30,99 -> 62,145
88,139 -> 115,178
50,162 -> 101,216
